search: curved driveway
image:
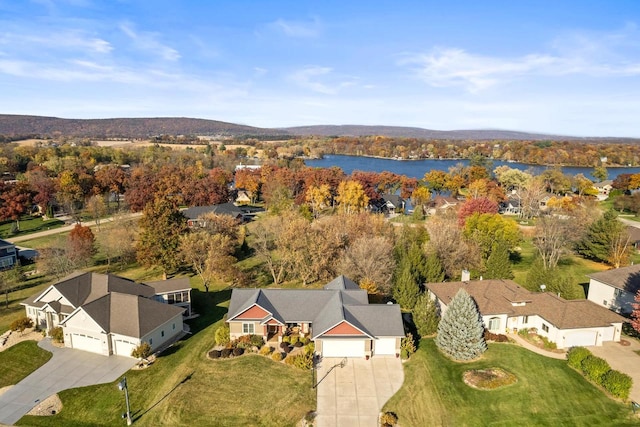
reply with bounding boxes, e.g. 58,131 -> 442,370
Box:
0,339 -> 134,426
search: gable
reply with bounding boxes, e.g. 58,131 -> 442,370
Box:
35,286 -> 73,307
322,321 -> 367,336
61,308 -> 106,333
234,304 -> 270,320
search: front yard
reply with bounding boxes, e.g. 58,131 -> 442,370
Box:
0,341 -> 52,388
17,290 -> 315,426
383,339 -> 637,426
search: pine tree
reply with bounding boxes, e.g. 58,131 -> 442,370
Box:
484,243 -> 514,279
436,288 -> 487,361
393,261 -> 420,311
424,252 -> 445,283
407,242 -> 428,283
413,293 -> 439,337
575,210 -> 627,266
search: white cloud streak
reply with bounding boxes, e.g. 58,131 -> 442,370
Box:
270,18 -> 321,38
119,22 -> 180,61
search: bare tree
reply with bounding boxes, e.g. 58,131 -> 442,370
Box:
339,235 -> 396,294
251,215 -> 290,286
96,216 -> 138,271
0,267 -> 24,309
532,215 -> 575,270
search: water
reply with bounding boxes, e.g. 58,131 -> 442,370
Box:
305,155 -> 640,180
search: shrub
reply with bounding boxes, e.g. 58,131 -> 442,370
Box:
284,353 -> 313,370
249,334 -> 264,348
208,350 -> 221,359
304,342 -> 315,356
272,351 -> 284,362
294,341 -> 303,347
484,330 -> 509,343
215,324 -> 230,346
567,347 -> 592,369
541,336 -> 557,350
602,370 -> 633,400
221,348 -> 232,358
302,337 -> 311,345
282,335 -> 291,343
290,335 -> 299,345
131,342 -> 152,359
259,345 -> 274,356
517,328 -> 529,337
581,355 -> 611,385
380,411 -> 398,427
10,317 -> 33,334
48,326 -> 64,343
282,345 -> 292,354
401,333 -> 416,359
280,341 -> 289,349
232,347 -> 244,357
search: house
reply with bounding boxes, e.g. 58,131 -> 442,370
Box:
226,276 -> 405,358
499,195 -> 521,215
427,279 -> 625,348
145,277 -> 193,317
625,227 -> 640,252
0,239 -> 18,270
426,195 -> 459,216
21,272 -> 189,357
593,180 -> 613,200
381,194 -> 405,213
587,264 -> 640,315
234,189 -> 252,204
183,202 -> 245,227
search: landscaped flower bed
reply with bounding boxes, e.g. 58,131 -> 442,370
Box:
463,368 -> 517,390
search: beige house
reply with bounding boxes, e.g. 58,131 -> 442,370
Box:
587,264 -> 640,315
22,272 -> 189,357
427,279 -> 625,349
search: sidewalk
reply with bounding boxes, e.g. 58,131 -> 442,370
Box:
507,333 -> 567,360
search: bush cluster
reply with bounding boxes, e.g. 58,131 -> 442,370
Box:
214,324 -> 230,346
233,334 -> 264,350
540,336 -> 557,350
567,347 -> 632,400
272,351 -> 284,362
282,345 -> 292,354
400,333 -> 416,360
484,330 -> 509,342
232,347 -> 244,357
48,326 -> 64,343
284,353 -> 313,370
380,411 -> 398,427
259,345 -> 274,356
10,317 -> 33,333
221,348 -> 233,358
131,342 -> 152,359
209,350 -> 221,359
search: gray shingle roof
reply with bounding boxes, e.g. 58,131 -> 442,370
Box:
588,264 -> 640,294
427,279 -> 626,329
183,203 -> 243,220
228,277 -> 404,339
145,277 -> 191,294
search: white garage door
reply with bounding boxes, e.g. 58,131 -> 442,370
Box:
70,333 -> 102,354
113,338 -> 137,357
564,331 -> 597,347
600,327 -> 615,342
374,338 -> 397,355
322,339 -> 365,358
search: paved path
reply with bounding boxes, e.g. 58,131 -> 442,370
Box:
507,333 -> 567,360
0,339 -> 134,426
316,356 -> 404,427
589,339 -> 640,403
6,212 -> 142,244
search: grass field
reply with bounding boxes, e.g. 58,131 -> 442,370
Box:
0,341 -> 52,388
384,339 -> 637,427
17,289 -> 315,427
0,217 -> 65,239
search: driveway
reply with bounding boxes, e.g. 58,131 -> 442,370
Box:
0,339 -> 135,426
588,339 -> 640,403
315,356 -> 404,427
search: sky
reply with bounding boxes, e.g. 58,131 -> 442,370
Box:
1,1 -> 640,137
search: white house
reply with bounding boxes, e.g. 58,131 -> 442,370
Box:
427,279 -> 626,349
587,264 -> 640,315
21,272 -> 190,357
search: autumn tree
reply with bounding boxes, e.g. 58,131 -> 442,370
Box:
306,184 -> 332,217
493,166 -> 532,191
180,231 -> 237,292
85,194 -> 107,229
67,224 -> 96,267
137,198 -> 188,275
57,170 -> 84,218
592,166 -> 608,182
532,214 -> 575,270
575,210 -> 630,268
96,215 -> 138,271
336,180 -> 369,214
457,197 -> 499,227
631,290 -> 640,335
426,212 -> 481,279
436,288 -> 486,361
339,236 -> 395,294
424,170 -> 448,194
37,239 -> 76,279
235,168 -> 261,203
410,186 -> 431,216
464,213 -> 521,262
0,182 -> 33,231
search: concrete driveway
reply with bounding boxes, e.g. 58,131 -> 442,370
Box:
315,356 -> 404,427
588,339 -> 640,403
0,339 -> 135,426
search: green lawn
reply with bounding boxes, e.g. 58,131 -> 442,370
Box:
0,217 -> 65,239
0,341 -> 52,388
17,289 -> 315,427
0,273 -> 53,334
384,339 -> 636,427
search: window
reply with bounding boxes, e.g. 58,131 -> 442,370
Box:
488,317 -> 501,331
161,330 -> 165,337
173,323 -> 176,330
149,338 -> 153,345
603,300 -> 608,306
168,294 -> 175,304
522,315 -> 529,324
242,323 -> 255,334
542,324 -> 549,333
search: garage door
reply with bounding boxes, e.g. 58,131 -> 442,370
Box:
321,339 -> 365,358
600,327 -> 615,342
70,333 -> 102,354
374,338 -> 397,355
113,338 -> 137,357
564,331 -> 597,347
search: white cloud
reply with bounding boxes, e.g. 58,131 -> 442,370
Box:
270,18 -> 321,38
289,66 -> 358,95
119,22 -> 180,61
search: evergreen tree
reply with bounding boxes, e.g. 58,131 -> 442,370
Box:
484,243 -> 514,279
424,252 -> 445,283
524,258 -> 582,299
436,288 -> 487,361
407,242 -> 428,283
393,261 -> 420,311
575,210 -> 627,266
413,293 -> 439,337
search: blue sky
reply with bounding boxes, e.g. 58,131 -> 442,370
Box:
1,1 -> 639,136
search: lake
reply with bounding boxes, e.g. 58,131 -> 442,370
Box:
305,155 -> 640,180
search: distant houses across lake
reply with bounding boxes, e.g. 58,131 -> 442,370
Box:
305,155 -> 640,181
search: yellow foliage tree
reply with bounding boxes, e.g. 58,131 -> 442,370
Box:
336,180 -> 369,214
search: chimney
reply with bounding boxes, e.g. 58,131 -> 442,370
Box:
461,270 -> 471,282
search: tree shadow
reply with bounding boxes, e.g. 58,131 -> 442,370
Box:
133,372 -> 194,422
187,288 -> 231,335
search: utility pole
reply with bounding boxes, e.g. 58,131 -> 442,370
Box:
118,377 -> 132,425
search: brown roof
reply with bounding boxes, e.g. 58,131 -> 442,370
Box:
587,264 -> 640,294
81,293 -> 184,338
145,277 -> 191,294
626,226 -> 640,243
427,279 -> 626,329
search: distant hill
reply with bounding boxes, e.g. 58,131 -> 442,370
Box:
0,115 -> 289,139
282,125 -> 577,140
0,115 -> 637,142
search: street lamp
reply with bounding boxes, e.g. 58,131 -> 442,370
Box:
539,284 -> 546,292
118,377 -> 132,426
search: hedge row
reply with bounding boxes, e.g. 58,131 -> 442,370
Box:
566,347 -> 632,400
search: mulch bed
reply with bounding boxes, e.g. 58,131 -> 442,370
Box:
463,368 -> 517,390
